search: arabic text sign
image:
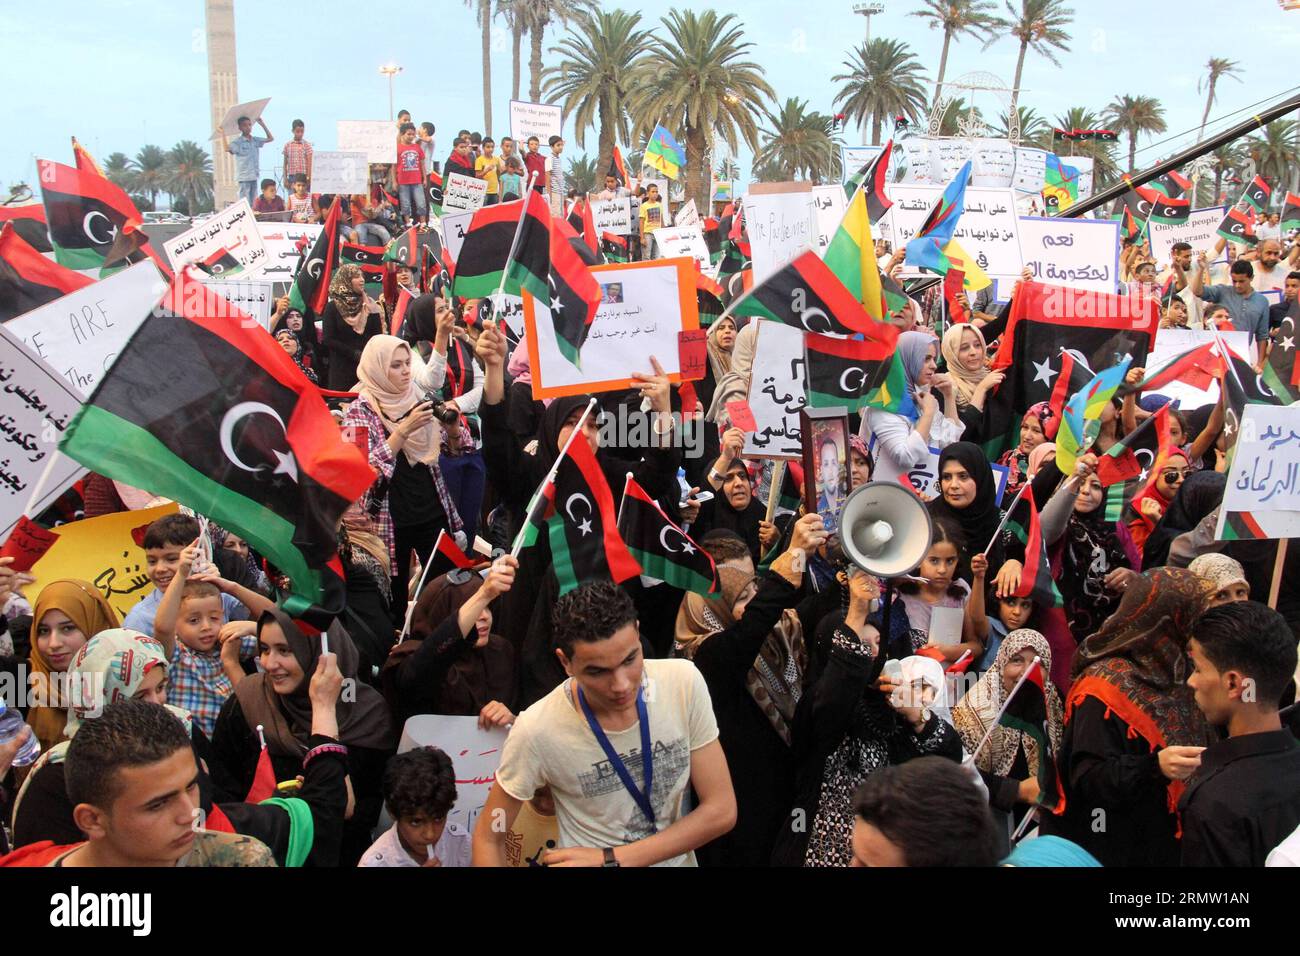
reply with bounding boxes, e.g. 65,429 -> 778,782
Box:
674,199 -> 700,227
26,503 -> 179,623
6,261 -> 163,397
253,222 -> 323,280
1148,328 -> 1251,407
1221,405 -> 1300,519
812,185 -> 848,256
842,146 -> 883,181
398,715 -> 509,831
592,197 -> 632,234
524,259 -> 698,399
509,100 -> 563,145
0,325 -> 86,539
310,150 -> 369,195
443,172 -> 489,213
744,322 -> 805,459
337,120 -> 395,164
1148,207 -> 1228,267
1017,216 -> 1120,294
166,200 -> 268,277
439,210 -> 477,262
214,97 -> 270,138
745,182 -> 815,284
885,185 -> 1023,279
202,279 -> 275,330
651,224 -> 710,270
1013,147 -> 1048,194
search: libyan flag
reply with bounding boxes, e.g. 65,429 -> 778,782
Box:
288,196 -> 342,318
617,475 -> 717,596
1003,485 -> 1063,610
804,330 -> 909,415
731,250 -> 879,336
999,658 -> 1066,815
452,191 -> 550,301
36,158 -> 166,276
0,221 -> 94,320
58,269 -> 377,619
544,214 -> 603,368
517,422 -> 641,595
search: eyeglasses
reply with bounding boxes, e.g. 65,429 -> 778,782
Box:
1161,469 -> 1191,483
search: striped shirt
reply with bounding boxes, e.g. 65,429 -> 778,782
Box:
283,139 -> 314,181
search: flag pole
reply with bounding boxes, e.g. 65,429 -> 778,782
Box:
510,397 -> 598,559
486,171 -> 539,328
967,656 -> 1042,763
1011,806 -> 1038,844
21,451 -> 62,519
981,480 -> 1031,557
616,472 -> 634,530
399,529 -> 448,641
766,460 -> 787,523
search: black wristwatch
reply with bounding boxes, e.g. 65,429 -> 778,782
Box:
602,847 -> 620,868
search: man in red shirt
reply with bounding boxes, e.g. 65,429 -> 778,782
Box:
523,135 -> 547,194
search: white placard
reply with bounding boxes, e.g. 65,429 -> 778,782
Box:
310,150 -> 369,195
490,294 -> 526,338
675,199 -> 700,227
1220,404 -> 1300,518
439,210 -> 477,263
6,261 -> 164,396
213,97 -> 271,139
745,184 -> 815,284
1148,206 -> 1229,268
744,322 -> 806,458
509,100 -> 563,145
812,185 -> 848,256
842,146 -> 883,181
336,120 -> 396,164
443,172 -> 489,213
397,715 -> 509,832
253,222 -> 323,280
1146,328 -> 1252,408
1017,216 -> 1120,294
651,225 -> 710,270
591,197 -> 632,234
897,137 -> 934,184
0,325 -> 87,538
1013,147 -> 1048,194
165,200 -> 268,277
921,138 -> 1016,188
526,261 -> 691,394
1073,156 -> 1095,200
886,184 -> 1023,280
202,279 -> 275,330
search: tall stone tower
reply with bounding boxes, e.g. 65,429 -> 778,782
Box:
206,0 -> 238,208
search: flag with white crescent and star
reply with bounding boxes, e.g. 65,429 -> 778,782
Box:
0,221 -> 94,320
617,475 -> 717,596
730,249 -> 880,337
288,196 -> 342,318
58,268 -> 376,623
1266,303 -> 1300,402
516,427 -> 641,595
804,329 -> 910,415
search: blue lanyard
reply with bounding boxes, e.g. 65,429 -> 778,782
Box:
577,684 -> 656,833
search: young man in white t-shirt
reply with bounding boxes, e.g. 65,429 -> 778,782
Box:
473,582 -> 736,867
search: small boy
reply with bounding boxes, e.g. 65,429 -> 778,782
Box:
360,746 -> 470,867
523,135 -> 547,193
418,122 -> 437,177
153,536 -> 275,736
124,514 -> 250,637
475,137 -> 502,205
395,123 -> 428,228
252,178 -> 285,215
287,175 -> 314,223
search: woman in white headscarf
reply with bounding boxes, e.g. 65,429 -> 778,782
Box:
706,318 -> 758,424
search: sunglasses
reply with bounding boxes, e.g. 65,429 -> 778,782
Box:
1161,469 -> 1191,483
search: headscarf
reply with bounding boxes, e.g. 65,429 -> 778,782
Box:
63,629 -> 191,738
702,458 -> 764,561
928,442 -> 1001,554
1027,442 -> 1056,478
536,393 -> 596,470
507,334 -> 533,387
706,319 -> 758,422
1127,451 -> 1191,546
235,607 -> 395,757
953,629 -> 1063,776
208,523 -> 271,593
1188,553 -> 1248,594
354,335 -> 439,465
705,316 -> 736,384
896,655 -> 953,727
674,559 -> 806,745
329,264 -> 367,330
1141,471 -> 1226,571
1002,835 -> 1101,867
27,580 -> 121,751
1056,477 -> 1131,645
940,323 -> 989,408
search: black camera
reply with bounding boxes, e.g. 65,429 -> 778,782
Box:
427,400 -> 462,425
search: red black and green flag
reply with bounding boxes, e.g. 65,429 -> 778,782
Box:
1121,341 -> 1226,396
696,269 -> 725,325
426,171 -> 445,218
1281,192 -> 1300,233
999,657 -> 1065,815
608,146 -> 629,187
1134,184 -> 1190,225
452,191 -> 550,301
517,425 -> 641,595
0,222 -> 94,321
881,269 -> 910,316
1003,485 -> 1062,610
1149,169 -> 1192,199
546,214 -> 603,368
565,198 -> 598,255
427,528 -> 478,577
342,241 -> 387,295
388,286 -> 414,336
384,226 -> 421,267
1217,206 -> 1258,246
730,250 -> 880,336
617,475 -> 717,596
58,270 -> 376,620
844,140 -> 894,224
1242,175 -> 1271,212
196,246 -> 246,279
36,158 -> 166,275
1267,305 -> 1300,403
1117,204 -> 1142,244
805,329 -> 908,414
600,231 -> 629,264
288,196 -> 342,317
1096,401 -> 1171,487
0,203 -> 53,254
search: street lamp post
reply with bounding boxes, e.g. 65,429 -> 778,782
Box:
852,2 -> 884,48
379,64 -> 403,121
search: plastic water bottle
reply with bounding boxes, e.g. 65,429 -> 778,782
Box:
676,467 -> 691,505
0,698 -> 40,768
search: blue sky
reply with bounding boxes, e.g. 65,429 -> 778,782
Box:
3,0 -> 1300,190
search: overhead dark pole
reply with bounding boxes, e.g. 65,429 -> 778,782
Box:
1058,92 -> 1300,219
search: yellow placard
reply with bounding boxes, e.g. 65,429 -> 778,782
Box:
24,503 -> 179,623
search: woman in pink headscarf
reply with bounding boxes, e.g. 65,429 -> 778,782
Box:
997,402 -> 1058,499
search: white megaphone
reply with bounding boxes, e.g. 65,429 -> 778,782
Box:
837,481 -> 934,578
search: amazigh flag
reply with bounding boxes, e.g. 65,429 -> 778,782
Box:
844,140 -> 894,223
1003,486 -> 1062,609
1149,169 -> 1192,199
36,158 -> 165,275
517,424 -> 641,595
999,657 -> 1065,814
71,137 -> 104,178
645,124 -> 686,180
1041,154 -> 1079,212
617,475 -> 717,596
1055,358 -> 1132,475
0,222 -> 94,321
1134,184 -> 1190,225
607,146 -> 629,187
825,187 -> 886,319
730,250 -> 880,336
1123,341 -> 1226,395
804,330 -> 909,415
1096,401 -> 1172,487
452,191 -> 550,301
1217,206 -> 1258,247
58,269 -> 376,620
1281,192 -> 1300,233
1242,175 -> 1271,212
600,231 -> 629,263
545,212 -> 603,368
0,203 -> 52,254
905,161 -> 970,271
288,196 -> 342,317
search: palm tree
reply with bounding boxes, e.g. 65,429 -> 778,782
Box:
164,141 -> 214,216
833,38 -> 929,147
1246,120 -> 1299,192
626,10 -> 775,206
1105,94 -> 1167,174
102,152 -> 135,193
131,145 -> 169,209
755,98 -> 836,182
465,0 -> 495,135
994,0 -> 1074,120
1053,106 -> 1118,188
994,106 -> 1052,147
566,154 -> 599,194
1198,58 -> 1242,141
911,1 -> 1005,104
543,9 -> 652,180
715,157 -> 740,181
498,0 -> 525,100
1208,141 -> 1246,206
519,0 -> 593,103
